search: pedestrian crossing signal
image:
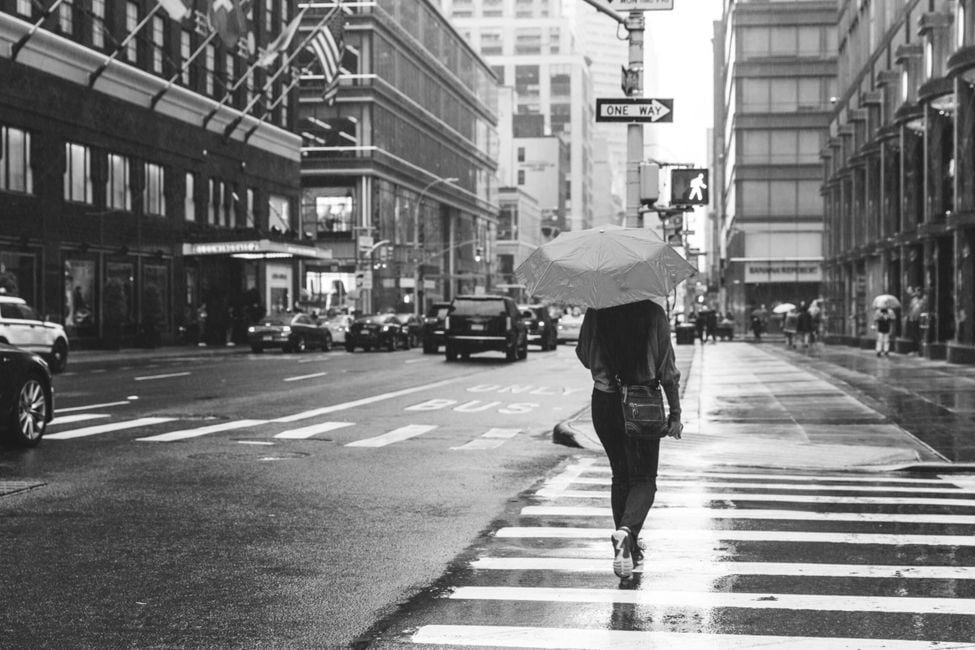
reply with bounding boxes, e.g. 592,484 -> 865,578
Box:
671,168 -> 709,206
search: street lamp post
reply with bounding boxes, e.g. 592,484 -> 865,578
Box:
413,176 -> 458,317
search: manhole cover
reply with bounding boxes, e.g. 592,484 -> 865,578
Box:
0,480 -> 46,498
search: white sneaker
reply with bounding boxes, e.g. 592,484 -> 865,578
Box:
611,529 -> 633,579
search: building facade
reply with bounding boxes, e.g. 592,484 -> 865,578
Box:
299,0 -> 499,316
715,0 -> 836,334
0,0 -> 315,349
823,0 -> 975,364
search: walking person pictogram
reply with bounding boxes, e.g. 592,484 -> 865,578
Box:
689,173 -> 707,202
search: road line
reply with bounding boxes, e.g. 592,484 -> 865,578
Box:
274,421 -> 353,439
494,527 -> 975,546
45,417 -> 176,440
579,467 -> 955,486
521,505 -> 975,525
136,419 -> 267,442
535,489 -> 975,508
345,424 -> 437,448
448,586 -> 975,615
283,372 -> 327,382
470,557 -> 975,579
49,413 -> 111,426
271,379 -> 453,422
412,625 -> 971,648
134,372 -> 191,381
452,428 -> 520,450
547,478 -> 966,494
56,400 -> 130,413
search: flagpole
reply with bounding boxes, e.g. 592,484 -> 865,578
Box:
202,6 -> 310,127
242,69 -> 305,144
89,3 -> 164,87
222,4 -> 339,138
149,31 -> 218,110
9,0 -> 68,62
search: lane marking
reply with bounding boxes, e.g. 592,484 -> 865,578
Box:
283,372 -> 327,382
494,527 -> 975,546
470,557 -> 975,580
56,400 -> 130,413
45,417 -> 177,440
535,489 -> 975,508
134,372 -> 191,381
345,424 -> 437,448
274,421 -> 353,439
547,477 -> 967,495
137,419 -> 267,442
521,505 -> 975,525
452,428 -> 520,450
448,586 -> 975,615
413,625 -> 969,648
49,414 -> 111,426
271,379 -> 453,422
578,466 -> 954,486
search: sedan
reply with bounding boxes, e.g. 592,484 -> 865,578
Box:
394,313 -> 423,348
247,313 -> 333,353
345,314 -> 410,352
322,314 -> 354,345
0,342 -> 53,447
519,304 -> 559,351
557,309 -> 585,343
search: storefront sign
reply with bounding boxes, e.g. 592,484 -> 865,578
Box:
744,261 -> 822,283
183,239 -> 331,259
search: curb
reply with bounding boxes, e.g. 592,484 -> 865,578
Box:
552,406 -> 600,451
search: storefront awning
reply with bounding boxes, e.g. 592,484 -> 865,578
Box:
182,239 -> 332,260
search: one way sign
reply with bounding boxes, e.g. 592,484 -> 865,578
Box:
595,98 -> 674,123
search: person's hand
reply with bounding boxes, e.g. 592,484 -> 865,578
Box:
667,416 -> 683,440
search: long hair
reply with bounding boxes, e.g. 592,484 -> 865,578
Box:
594,299 -> 663,384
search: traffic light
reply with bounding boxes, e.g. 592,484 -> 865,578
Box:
671,168 -> 710,206
474,246 -> 483,262
639,162 -> 659,206
657,208 -> 685,247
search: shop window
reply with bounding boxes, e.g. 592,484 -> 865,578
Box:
303,188 -> 353,236
144,162 -> 165,216
0,126 -> 33,195
63,258 -> 96,334
64,142 -> 92,204
106,153 -> 131,211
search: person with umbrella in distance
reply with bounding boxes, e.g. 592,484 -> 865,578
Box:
872,294 -> 901,356
516,226 -> 694,580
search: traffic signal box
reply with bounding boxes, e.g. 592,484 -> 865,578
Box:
657,207 -> 686,247
671,168 -> 710,206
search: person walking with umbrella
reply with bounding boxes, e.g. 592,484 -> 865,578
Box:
515,226 -> 693,580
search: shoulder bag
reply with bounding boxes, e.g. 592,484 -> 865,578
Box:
620,379 -> 668,439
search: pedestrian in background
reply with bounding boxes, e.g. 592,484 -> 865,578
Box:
907,286 -> 923,355
704,309 -> 718,344
874,307 -> 893,356
783,308 -> 798,348
796,301 -> 813,349
576,300 -> 683,580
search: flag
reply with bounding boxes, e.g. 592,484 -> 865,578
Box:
157,0 -> 191,20
308,7 -> 345,103
256,8 -> 304,68
208,0 -> 248,48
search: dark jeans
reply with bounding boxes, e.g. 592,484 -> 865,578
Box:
591,388 -> 661,542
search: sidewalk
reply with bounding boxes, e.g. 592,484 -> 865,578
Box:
554,339 -> 974,471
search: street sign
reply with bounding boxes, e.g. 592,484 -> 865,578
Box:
606,0 -> 674,10
595,98 -> 673,123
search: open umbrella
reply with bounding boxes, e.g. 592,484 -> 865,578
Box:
513,225 -> 696,309
873,294 -> 901,310
772,302 -> 796,314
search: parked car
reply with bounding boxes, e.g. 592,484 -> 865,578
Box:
0,342 -> 53,447
557,307 -> 585,343
421,301 -> 452,354
394,313 -> 423,348
345,314 -> 410,351
444,295 -> 527,362
322,314 -> 354,345
519,304 -> 559,351
0,294 -> 70,373
247,312 -> 333,353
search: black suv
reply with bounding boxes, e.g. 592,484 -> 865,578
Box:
518,304 -> 559,351
444,295 -> 528,362
421,301 -> 451,354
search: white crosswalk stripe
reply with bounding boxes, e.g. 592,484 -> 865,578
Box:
402,458 -> 975,647
45,417 -> 177,440
345,424 -> 438,448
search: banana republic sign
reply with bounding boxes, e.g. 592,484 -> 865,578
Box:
744,261 -> 822,283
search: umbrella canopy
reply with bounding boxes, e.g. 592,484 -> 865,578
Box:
513,226 -> 696,309
772,302 -> 796,314
873,294 -> 901,310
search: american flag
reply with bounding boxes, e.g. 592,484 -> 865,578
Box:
308,6 -> 346,104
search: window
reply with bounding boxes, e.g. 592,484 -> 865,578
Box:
246,188 -> 255,227
180,31 -> 192,85
483,0 -> 502,17
106,153 -> 131,210
481,31 -> 502,56
64,143 -> 92,204
152,15 -> 164,73
264,0 -> 273,34
205,44 -> 215,95
517,169 -> 525,185
517,147 -> 525,162
269,194 -> 291,232
0,126 -> 33,194
125,2 -> 139,62
16,0 -> 31,16
221,182 -> 233,226
144,163 -> 165,215
207,179 -> 216,224
225,53 -> 235,89
515,28 -> 542,55
184,172 -> 196,221
91,0 -> 105,48
59,0 -> 74,35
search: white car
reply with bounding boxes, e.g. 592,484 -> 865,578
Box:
323,314 -> 354,345
0,295 -> 70,373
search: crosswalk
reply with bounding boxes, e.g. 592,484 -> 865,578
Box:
43,406 -> 522,450
381,456 -> 975,647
